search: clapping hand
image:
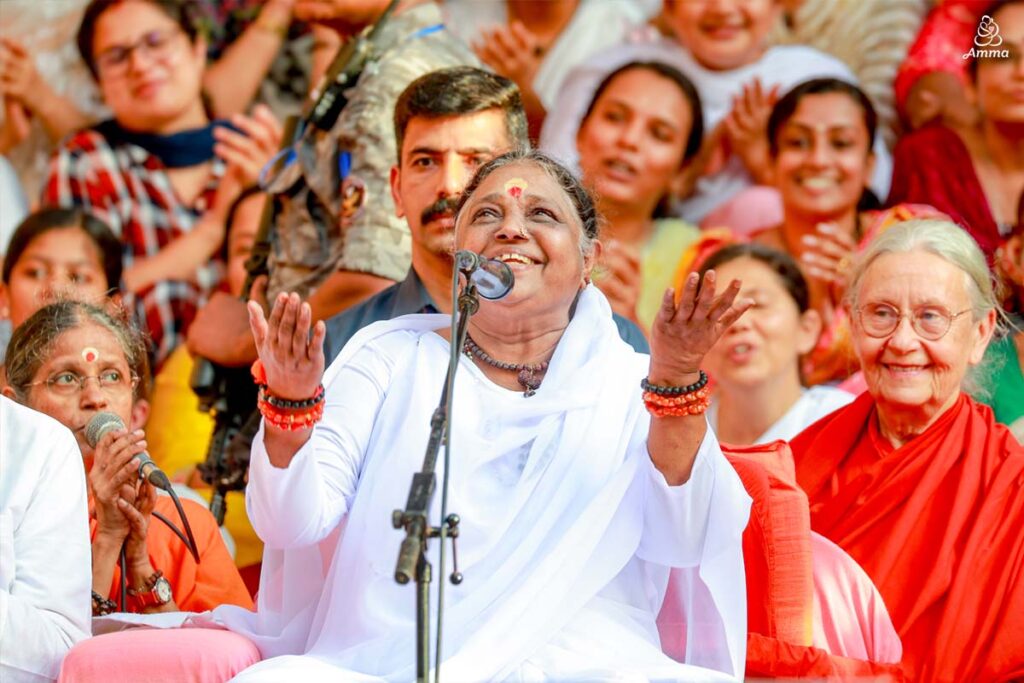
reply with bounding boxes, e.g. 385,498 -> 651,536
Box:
595,240 -> 643,323
649,271 -> 752,385
799,221 -> 857,292
214,104 -> 284,191
0,38 -> 39,108
722,79 -> 780,185
472,22 -> 544,92
248,291 -> 326,402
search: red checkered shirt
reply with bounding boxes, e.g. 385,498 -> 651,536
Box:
43,128 -> 225,371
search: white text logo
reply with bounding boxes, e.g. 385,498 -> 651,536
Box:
964,15 -> 1010,59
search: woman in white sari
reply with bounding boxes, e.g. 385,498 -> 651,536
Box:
226,149 -> 755,681
65,150 -> 754,682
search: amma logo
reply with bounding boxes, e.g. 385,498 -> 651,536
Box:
964,15 -> 1010,59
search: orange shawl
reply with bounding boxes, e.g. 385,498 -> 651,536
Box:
792,392 -> 1024,682
90,496 -> 253,612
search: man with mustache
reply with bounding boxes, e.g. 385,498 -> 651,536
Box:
323,66 -> 649,360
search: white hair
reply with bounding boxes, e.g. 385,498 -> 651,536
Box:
845,218 -> 1000,320
845,218 -> 1006,396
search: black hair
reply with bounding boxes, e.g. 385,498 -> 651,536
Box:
394,66 -> 529,159
581,60 -> 705,164
456,149 -> 600,241
2,207 -> 122,293
77,0 -> 205,79
767,78 -> 877,158
698,242 -> 810,313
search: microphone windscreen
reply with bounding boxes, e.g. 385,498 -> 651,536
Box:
85,412 -> 125,448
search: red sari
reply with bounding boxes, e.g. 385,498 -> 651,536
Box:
792,392 -> 1024,682
888,123 -> 1004,261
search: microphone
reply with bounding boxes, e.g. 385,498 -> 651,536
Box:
85,412 -> 172,491
454,251 -> 515,300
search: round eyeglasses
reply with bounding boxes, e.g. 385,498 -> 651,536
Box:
856,303 -> 973,341
24,370 -> 140,396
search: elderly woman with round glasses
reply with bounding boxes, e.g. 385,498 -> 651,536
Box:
2,301 -> 253,620
788,218 -> 1024,682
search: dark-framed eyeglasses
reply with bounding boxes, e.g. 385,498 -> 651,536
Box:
95,28 -> 183,77
855,302 -> 973,341
24,370 -> 140,396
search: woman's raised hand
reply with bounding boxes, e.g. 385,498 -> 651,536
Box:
248,287 -> 326,401
649,271 -> 752,384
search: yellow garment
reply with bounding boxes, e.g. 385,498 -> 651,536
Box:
637,218 -> 701,331
147,346 -> 263,568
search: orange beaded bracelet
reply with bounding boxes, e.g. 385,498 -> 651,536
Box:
251,360 -> 325,431
642,379 -> 712,418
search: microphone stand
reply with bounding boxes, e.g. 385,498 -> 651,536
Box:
392,281 -> 476,683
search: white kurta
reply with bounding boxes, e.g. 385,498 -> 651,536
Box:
0,396 -> 91,683
540,42 -> 893,223
211,287 -> 751,681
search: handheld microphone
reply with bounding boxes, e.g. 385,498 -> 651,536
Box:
85,412 -> 172,491
454,251 -> 515,300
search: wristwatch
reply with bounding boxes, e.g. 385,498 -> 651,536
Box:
126,570 -> 173,611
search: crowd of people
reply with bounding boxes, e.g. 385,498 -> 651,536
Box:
1,0 -> 1023,682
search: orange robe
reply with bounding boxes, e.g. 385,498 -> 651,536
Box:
90,496 -> 253,613
792,392 -> 1024,682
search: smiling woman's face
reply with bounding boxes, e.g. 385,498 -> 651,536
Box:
772,92 -> 874,221
92,0 -> 206,132
455,161 -> 595,312
23,322 -> 136,456
851,250 -> 995,428
665,0 -> 780,71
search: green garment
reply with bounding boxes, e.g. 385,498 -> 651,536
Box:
637,219 -> 700,331
976,332 -> 1024,427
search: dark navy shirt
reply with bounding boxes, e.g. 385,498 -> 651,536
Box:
323,268 -> 650,363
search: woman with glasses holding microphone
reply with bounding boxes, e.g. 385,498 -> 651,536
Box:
788,218 -> 1024,682
2,301 -> 252,621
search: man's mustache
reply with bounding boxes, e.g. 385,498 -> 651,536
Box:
421,196 -> 460,224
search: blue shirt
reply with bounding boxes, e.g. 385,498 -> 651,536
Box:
324,268 -> 650,363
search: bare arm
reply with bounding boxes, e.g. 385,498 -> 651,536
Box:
203,0 -> 296,118
121,183 -> 232,294
646,272 -> 751,485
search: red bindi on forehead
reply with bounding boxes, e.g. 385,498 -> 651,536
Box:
504,177 -> 528,199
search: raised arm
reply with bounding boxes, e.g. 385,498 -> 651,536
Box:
645,271 -> 751,485
202,1 -> 296,117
